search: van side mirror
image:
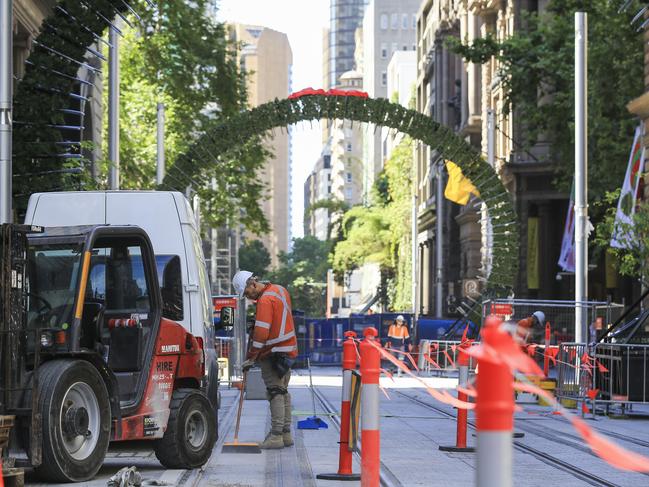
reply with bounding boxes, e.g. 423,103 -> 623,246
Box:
220,307 -> 235,329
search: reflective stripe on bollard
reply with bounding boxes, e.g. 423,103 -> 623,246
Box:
440,340 -> 475,452
317,331 -> 361,481
476,315 -> 514,487
360,327 -> 380,487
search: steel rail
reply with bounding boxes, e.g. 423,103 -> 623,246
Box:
393,390 -> 623,487
311,382 -> 403,487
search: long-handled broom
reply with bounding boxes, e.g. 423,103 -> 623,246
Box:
222,371 -> 261,453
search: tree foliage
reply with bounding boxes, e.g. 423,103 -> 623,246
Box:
594,190 -> 649,286
106,0 -> 270,233
269,237 -> 332,316
449,0 -> 644,198
331,136 -> 414,310
238,239 -> 271,277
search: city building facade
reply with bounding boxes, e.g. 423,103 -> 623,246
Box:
361,0 -> 420,200
304,146 -> 333,241
229,24 -> 293,267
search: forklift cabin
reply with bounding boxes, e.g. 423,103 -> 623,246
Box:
0,224 -> 215,482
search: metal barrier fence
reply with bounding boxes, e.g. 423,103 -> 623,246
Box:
482,299 -> 624,344
556,342 -> 649,407
417,340 -> 480,375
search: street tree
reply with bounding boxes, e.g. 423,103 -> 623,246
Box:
269,236 -> 332,316
330,136 -> 413,310
239,239 -> 272,277
595,190 -> 649,287
105,0 -> 270,234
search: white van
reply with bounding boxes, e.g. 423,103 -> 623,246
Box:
24,191 -> 219,407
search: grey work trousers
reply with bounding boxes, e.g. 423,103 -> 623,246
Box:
259,356 -> 292,435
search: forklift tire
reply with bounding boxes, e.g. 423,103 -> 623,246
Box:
154,388 -> 217,469
33,359 -> 111,482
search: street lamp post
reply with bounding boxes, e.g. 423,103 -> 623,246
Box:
0,0 -> 13,223
108,23 -> 120,190
574,12 -> 588,343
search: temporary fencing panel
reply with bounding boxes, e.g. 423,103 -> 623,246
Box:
556,342 -> 649,408
482,299 -> 624,344
418,339 -> 480,374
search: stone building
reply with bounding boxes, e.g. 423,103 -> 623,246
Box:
414,0 -> 567,318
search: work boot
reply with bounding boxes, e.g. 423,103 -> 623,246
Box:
260,432 -> 284,449
282,429 -> 294,447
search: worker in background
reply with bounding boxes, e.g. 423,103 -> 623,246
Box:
386,315 -> 412,375
232,270 -> 298,450
502,310 -> 545,345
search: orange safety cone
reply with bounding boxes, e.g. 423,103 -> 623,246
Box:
440,339 -> 475,452
317,331 -> 361,481
360,327 -> 380,487
476,315 -> 514,487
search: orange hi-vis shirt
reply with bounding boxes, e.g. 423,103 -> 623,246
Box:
248,283 -> 298,360
387,324 -> 410,342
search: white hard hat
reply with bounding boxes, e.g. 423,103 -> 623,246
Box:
532,311 -> 545,326
232,270 -> 253,297
396,315 -> 405,322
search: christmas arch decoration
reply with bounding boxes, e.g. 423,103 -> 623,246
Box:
164,90 -> 519,297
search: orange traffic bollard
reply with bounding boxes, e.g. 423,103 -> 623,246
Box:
476,315 -> 514,487
439,340 -> 475,452
543,321 -> 551,378
360,327 -> 380,487
317,331 -> 361,481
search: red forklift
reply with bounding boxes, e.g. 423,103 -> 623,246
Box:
0,223 -> 218,482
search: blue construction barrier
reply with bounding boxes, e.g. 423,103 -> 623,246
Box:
296,312 -> 478,365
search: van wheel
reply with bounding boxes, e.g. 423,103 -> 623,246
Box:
154,389 -> 216,469
34,360 -> 111,482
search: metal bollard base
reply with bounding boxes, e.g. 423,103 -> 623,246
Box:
316,472 -> 362,481
439,445 -> 476,452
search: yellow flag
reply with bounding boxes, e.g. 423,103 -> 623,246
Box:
444,160 -> 480,205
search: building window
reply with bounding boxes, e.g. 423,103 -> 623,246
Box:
347,172 -> 352,182
391,13 -> 398,30
345,188 -> 353,199
380,13 -> 388,30
403,45 -> 408,51
347,143 -> 352,152
381,42 -> 388,59
402,14 -> 408,29
381,71 -> 387,86
412,14 -> 417,29
412,44 -> 416,51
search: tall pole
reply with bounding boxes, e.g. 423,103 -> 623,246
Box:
436,160 -> 444,317
156,102 -> 165,185
574,12 -> 588,343
412,193 -> 418,325
0,0 -> 13,223
108,24 -> 120,190
487,109 -> 495,167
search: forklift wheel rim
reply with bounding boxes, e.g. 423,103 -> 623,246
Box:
59,381 -> 100,460
185,409 -> 208,450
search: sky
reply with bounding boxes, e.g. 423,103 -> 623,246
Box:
215,0 -> 329,241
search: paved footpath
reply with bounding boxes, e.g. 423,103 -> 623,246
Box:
23,366 -> 649,486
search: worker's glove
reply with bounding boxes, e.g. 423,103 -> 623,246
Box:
242,358 -> 255,372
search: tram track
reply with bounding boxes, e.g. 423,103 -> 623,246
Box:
311,383 -> 404,487
393,390 -> 624,487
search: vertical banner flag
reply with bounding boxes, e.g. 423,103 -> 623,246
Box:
558,183 -> 575,272
611,125 -> 645,249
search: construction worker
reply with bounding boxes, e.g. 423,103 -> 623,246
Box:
386,315 -> 412,374
232,270 -> 298,450
503,310 -> 545,345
